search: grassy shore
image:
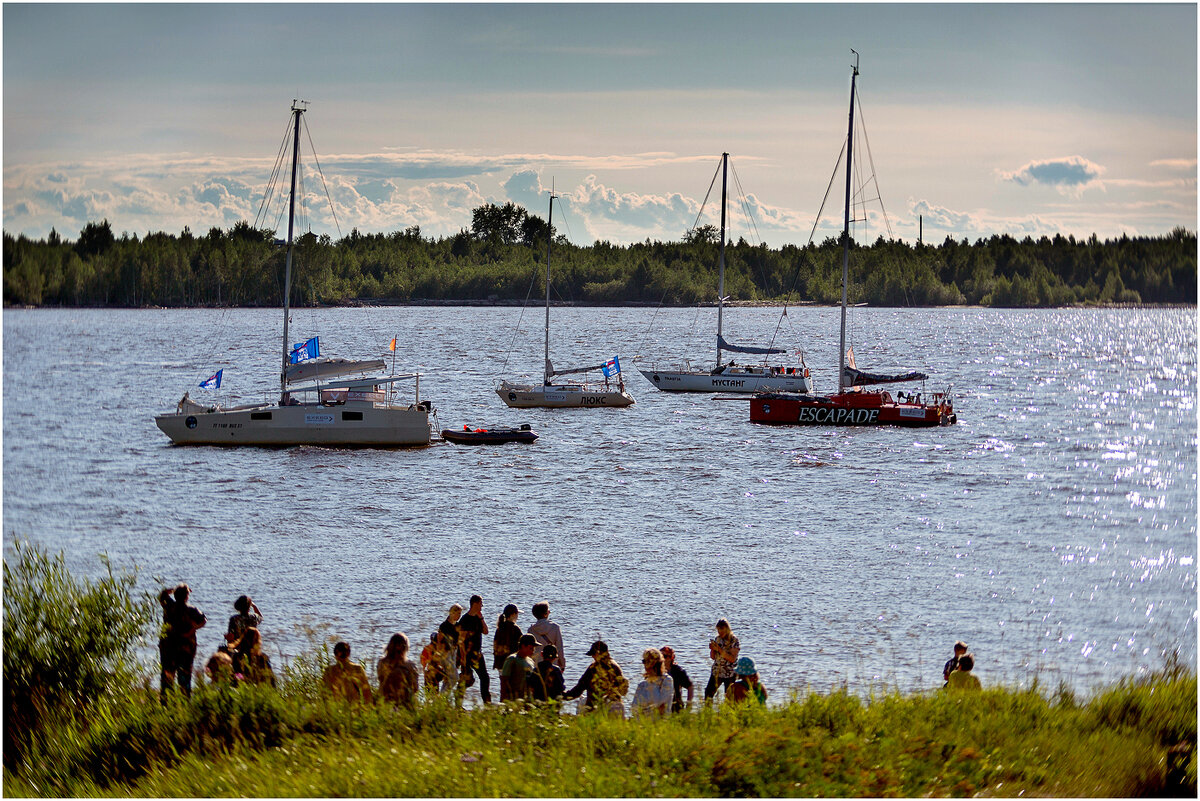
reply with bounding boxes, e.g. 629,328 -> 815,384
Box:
5,667 -> 1194,797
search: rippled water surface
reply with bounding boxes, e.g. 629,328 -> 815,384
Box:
3,306 -> 1196,699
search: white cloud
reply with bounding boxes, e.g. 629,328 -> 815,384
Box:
997,155 -> 1106,195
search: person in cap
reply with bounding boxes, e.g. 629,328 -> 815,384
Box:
943,640 -> 968,685
727,656 -> 767,705
563,640 -> 628,717
493,604 -> 522,671
660,645 -> 694,713
500,633 -> 543,702
537,643 -> 565,701
946,653 -> 982,691
630,648 -> 674,718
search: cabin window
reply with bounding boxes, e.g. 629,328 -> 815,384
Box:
250,412 -> 272,421
341,411 -> 364,422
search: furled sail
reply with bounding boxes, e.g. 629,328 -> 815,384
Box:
842,366 -> 929,386
545,359 -> 606,380
716,335 -> 785,356
285,358 -> 387,384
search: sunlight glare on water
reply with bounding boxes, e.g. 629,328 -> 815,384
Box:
3,306 -> 1196,700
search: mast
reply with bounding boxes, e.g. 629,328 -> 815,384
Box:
838,55 -> 858,394
716,152 -> 728,367
281,100 -> 307,395
543,190 -> 556,386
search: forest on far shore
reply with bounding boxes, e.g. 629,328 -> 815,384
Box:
2,204 -> 1196,309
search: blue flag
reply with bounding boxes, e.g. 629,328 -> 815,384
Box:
289,336 -> 320,364
198,369 -> 223,390
602,356 -> 621,378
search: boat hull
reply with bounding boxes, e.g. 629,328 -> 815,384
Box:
496,381 -> 634,409
750,391 -> 956,428
155,402 -> 433,446
640,367 -> 813,394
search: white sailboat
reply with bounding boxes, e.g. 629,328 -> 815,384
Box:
496,191 -> 634,409
155,101 -> 433,446
637,153 -> 815,394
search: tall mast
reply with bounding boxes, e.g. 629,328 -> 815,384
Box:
838,55 -> 858,394
716,152 -> 728,367
281,100 -> 306,395
543,190 -> 556,386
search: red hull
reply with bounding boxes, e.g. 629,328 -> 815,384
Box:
750,390 -> 956,428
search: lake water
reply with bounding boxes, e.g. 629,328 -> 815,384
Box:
3,305 -> 1196,701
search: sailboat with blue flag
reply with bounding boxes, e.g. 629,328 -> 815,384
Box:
496,190 -> 634,409
637,153 -> 815,394
154,101 -> 433,446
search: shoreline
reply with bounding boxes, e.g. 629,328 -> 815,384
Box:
5,299 -> 1195,311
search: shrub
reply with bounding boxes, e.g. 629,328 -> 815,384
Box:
2,540 -> 155,769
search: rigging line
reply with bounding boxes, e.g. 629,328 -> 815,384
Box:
854,86 -> 893,239
497,261 -> 541,377
302,115 -> 343,239
766,138 -> 846,353
253,116 -> 294,231
691,156 -> 723,232
632,284 -> 672,361
728,162 -> 763,246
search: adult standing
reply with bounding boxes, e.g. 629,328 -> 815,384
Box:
159,583 -> 207,699
493,604 -> 521,672
226,595 -> 263,644
378,633 -> 420,707
704,618 -> 740,701
527,601 -> 565,672
458,595 -> 492,704
660,645 -> 694,712
437,604 -> 464,695
630,648 -> 675,718
563,640 -> 628,717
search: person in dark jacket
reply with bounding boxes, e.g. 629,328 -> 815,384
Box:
660,645 -> 694,712
537,643 -> 565,701
159,583 -> 206,699
493,604 -> 521,671
563,640 -> 628,716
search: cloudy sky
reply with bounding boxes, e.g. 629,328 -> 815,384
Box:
4,3 -> 1196,246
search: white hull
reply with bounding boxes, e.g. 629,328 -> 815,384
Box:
155,401 -> 432,446
496,380 -> 634,409
639,367 -> 813,394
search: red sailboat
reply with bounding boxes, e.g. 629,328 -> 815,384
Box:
750,53 -> 957,429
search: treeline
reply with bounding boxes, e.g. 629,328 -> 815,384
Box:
3,206 -> 1196,308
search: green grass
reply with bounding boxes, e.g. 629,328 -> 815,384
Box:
4,670 -> 1194,797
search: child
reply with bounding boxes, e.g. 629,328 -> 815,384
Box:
538,643 -> 565,701
947,653 -> 982,691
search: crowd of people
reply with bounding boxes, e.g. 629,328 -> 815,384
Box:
158,586 -> 979,712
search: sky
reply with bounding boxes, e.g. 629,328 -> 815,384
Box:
3,3 -> 1197,247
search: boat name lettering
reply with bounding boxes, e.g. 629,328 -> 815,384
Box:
712,379 -> 746,387
580,396 -> 609,405
305,414 -> 335,425
212,422 -> 243,429
797,406 -> 880,425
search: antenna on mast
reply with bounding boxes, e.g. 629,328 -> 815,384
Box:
851,49 -> 859,74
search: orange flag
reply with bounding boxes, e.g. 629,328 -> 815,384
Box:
389,337 -> 396,352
